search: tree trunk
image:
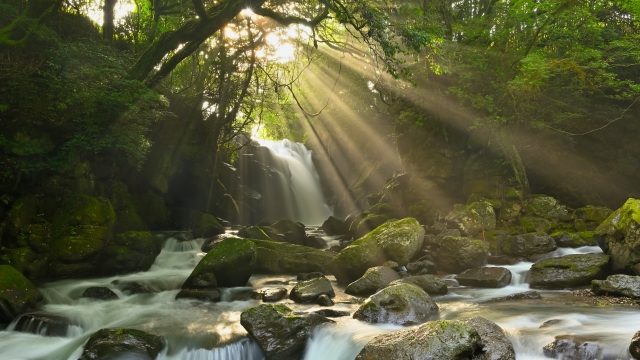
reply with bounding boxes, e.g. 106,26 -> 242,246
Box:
103,0 -> 118,42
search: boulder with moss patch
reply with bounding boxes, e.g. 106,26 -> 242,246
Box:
345,266 -> 400,296
592,274 -> 640,298
551,230 -> 597,248
0,265 -> 43,324
389,274 -> 448,295
184,238 -> 256,288
332,218 -> 424,284
524,195 -> 570,221
445,201 -> 496,236
432,235 -> 489,274
249,239 -> 334,274
595,198 -> 640,274
529,254 -> 610,289
574,205 -> 612,231
79,328 -> 164,360
500,233 -> 557,258
101,231 -> 161,274
289,277 -> 335,303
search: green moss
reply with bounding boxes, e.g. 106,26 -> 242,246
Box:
248,239 -> 335,274
53,195 -> 115,233
596,198 -> 640,235
52,225 -> 109,262
0,265 -> 42,317
520,216 -> 554,233
191,212 -> 224,238
113,231 -> 156,252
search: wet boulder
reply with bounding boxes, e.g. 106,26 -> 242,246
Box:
200,233 -> 242,253
81,287 -> 118,300
432,235 -> 489,274
630,331 -> 640,359
406,258 -> 436,275
331,218 -> 424,284
353,283 -> 439,325
592,274 -> 640,298
529,253 -> 610,289
500,233 -> 557,258
183,238 -> 256,288
457,267 -> 512,288
596,198 -> 640,274
317,294 -> 334,306
389,274 -> 448,295
322,216 -> 347,236
345,266 -> 401,296
249,239 -> 335,274
464,317 -> 516,360
240,304 -> 334,360
0,265 -> 42,324
289,277 -> 334,303
543,335 -> 603,360
175,289 -> 221,302
354,213 -> 390,238
188,211 -> 224,238
551,230 -> 598,248
445,200 -> 496,236
355,320 -> 482,359
574,205 -> 612,231
261,288 -> 288,302
79,328 -> 165,360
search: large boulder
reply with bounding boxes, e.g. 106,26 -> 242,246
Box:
332,218 -> 424,284
523,195 -> 570,221
574,205 -> 612,231
389,275 -> 448,295
592,274 -> 640,298
345,266 -> 401,296
464,317 -> 516,360
322,216 -> 347,236
356,320 -> 482,359
101,231 -> 161,274
289,277 -> 335,303
529,254 -> 610,289
445,201 -> 496,236
0,265 -> 43,324
596,198 -> 640,274
240,304 -> 333,360
543,335 -> 603,360
432,236 -> 489,274
79,328 -> 164,360
353,283 -> 439,325
500,233 -> 556,257
188,211 -> 224,238
249,239 -> 335,274
551,230 -> 597,248
11,312 -> 71,337
183,238 -> 256,288
457,267 -> 512,288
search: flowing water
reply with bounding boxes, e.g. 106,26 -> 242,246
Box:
253,139 -> 332,225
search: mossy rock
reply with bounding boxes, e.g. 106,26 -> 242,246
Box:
5,196 -> 41,238
551,230 -> 597,248
500,233 -> 557,257
100,231 -> 161,275
574,205 -> 612,225
79,328 -> 165,360
355,214 -> 391,238
529,253 -> 610,289
0,247 -> 49,280
345,266 -> 401,296
190,211 -> 224,238
523,195 -> 570,221
184,238 -> 256,288
519,216 -> 554,233
356,320 -> 482,359
432,236 -> 489,274
133,192 -> 169,230
238,225 -> 274,240
353,283 -> 439,325
445,201 -> 496,236
52,225 -> 110,263
0,265 -> 43,323
249,239 -> 335,274
389,275 -> 448,295
332,218 -> 424,284
596,198 -> 640,274
107,182 -> 147,232
52,195 -> 115,232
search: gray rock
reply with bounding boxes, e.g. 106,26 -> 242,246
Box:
524,195 -> 570,221
432,236 -> 489,274
630,331 -> 640,359
543,335 -> 603,360
345,266 -> 400,296
406,259 -> 436,275
483,291 -> 542,303
464,317 -> 516,360
289,277 -> 335,303
322,216 -> 347,236
81,287 -> 118,300
240,304 -> 334,360
457,267 -> 512,288
592,274 -> 640,298
12,313 -> 71,337
353,283 -> 439,325
501,233 -> 557,257
175,289 -> 221,302
317,294 -> 334,306
313,309 -> 350,317
261,288 -> 288,302
389,274 -> 448,295
355,320 -> 482,359
445,201 -> 496,236
530,254 -> 610,289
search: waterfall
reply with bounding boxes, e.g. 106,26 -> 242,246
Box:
250,138 -> 332,225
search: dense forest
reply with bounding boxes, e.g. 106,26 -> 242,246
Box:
1,0 -> 640,359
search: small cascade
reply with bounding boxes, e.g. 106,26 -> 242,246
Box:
159,338 -> 264,360
241,138 -> 333,225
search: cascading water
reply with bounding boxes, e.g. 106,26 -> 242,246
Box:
244,138 -> 333,225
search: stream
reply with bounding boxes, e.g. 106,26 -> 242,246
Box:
0,236 -> 637,360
